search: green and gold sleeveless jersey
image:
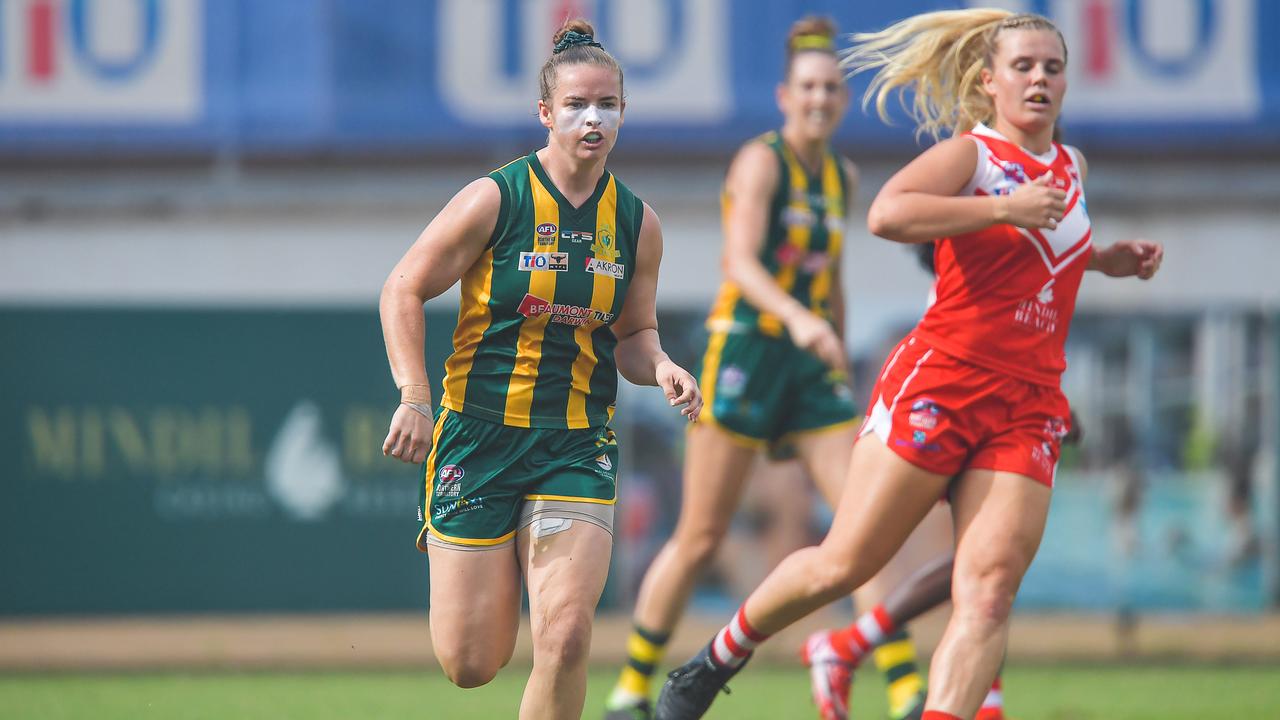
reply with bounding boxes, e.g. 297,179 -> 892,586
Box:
440,151 -> 642,430
707,131 -> 849,337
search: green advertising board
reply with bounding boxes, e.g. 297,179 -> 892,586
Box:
0,308 -> 463,615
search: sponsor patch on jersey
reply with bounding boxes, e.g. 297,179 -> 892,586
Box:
517,293 -> 614,327
595,454 -> 612,471
585,257 -> 624,279
783,206 -> 816,228
519,252 -> 568,272
562,230 -> 593,244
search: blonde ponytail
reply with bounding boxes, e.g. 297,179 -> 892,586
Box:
841,9 -> 1064,140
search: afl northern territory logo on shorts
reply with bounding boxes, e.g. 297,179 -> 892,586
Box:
437,464 -> 465,497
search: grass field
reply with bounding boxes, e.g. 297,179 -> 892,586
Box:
3,664 -> 1279,720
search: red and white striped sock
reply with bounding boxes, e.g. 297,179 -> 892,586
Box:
976,676 -> 1004,719
709,607 -> 768,668
830,604 -> 895,664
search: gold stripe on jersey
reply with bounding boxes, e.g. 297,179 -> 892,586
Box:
567,177 -> 619,429
808,154 -> 844,312
441,248 -> 497,412
503,170 -> 560,427
759,142 -> 812,336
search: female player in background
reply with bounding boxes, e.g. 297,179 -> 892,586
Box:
606,17 -> 947,720
380,19 -> 700,720
657,9 -> 1162,720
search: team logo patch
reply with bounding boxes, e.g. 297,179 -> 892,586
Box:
591,226 -> 620,262
595,454 -> 612,471
535,223 -> 558,246
585,257 -> 624,279
562,229 -> 593,244
908,398 -> 941,430
437,464 -> 465,497
519,252 -> 568,272
717,365 -> 746,397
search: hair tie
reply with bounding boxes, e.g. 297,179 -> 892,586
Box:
554,29 -> 603,54
792,34 -> 834,52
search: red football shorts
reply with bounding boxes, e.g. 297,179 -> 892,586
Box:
859,334 -> 1071,487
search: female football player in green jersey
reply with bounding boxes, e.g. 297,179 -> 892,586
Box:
603,17 -> 935,720
379,19 -> 700,720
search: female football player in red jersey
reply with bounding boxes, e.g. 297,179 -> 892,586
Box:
656,9 -> 1162,720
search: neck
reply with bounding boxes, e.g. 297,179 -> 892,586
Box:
779,125 -> 827,174
537,145 -> 606,201
990,118 -> 1054,155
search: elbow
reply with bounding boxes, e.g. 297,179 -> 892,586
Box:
722,254 -> 751,287
866,202 -> 905,241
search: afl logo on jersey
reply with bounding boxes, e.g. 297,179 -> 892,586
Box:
535,223 -> 558,246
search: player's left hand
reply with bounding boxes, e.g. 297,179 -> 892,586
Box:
1092,239 -> 1163,279
655,359 -> 702,423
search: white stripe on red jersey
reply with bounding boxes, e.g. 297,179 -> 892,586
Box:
914,122 -> 1093,387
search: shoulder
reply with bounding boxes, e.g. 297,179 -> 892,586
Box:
915,135 -> 983,182
838,155 -> 860,192
726,138 -> 781,193
639,201 -> 663,237
452,176 -> 505,216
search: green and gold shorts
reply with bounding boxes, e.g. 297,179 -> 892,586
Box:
416,407 -> 618,551
698,328 -> 857,457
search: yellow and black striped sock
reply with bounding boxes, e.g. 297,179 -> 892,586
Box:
607,624 -> 670,708
874,629 -> 926,720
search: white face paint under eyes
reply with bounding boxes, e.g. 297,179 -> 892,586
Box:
556,103 -> 620,135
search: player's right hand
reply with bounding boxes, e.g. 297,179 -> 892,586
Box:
785,310 -> 847,373
383,404 -> 434,464
1005,171 -> 1067,230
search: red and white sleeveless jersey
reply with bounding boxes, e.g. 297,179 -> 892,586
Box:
914,123 -> 1092,387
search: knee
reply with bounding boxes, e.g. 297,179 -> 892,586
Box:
671,524 -> 729,569
435,646 -> 504,689
531,607 -> 594,670
952,562 -> 1023,627
805,544 -> 867,600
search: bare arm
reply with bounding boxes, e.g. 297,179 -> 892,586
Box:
868,137 -> 1065,243
610,202 -> 702,421
723,142 -> 844,370
379,177 -> 499,462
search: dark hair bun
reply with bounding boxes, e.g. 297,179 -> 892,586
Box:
553,18 -> 596,47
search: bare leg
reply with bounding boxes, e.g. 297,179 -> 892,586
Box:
632,424 -> 758,633
426,544 -> 522,687
856,503 -> 954,610
743,436 -> 949,634
925,469 -> 1051,717
518,520 -> 613,720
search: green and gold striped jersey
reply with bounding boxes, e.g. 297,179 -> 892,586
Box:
440,151 -> 642,430
707,131 -> 849,337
